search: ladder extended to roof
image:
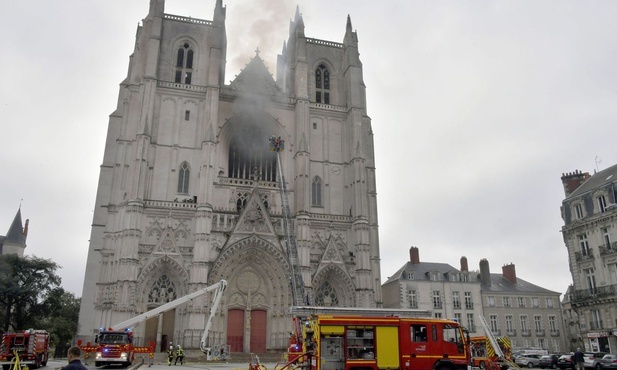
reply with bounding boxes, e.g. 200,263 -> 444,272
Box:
270,136 -> 307,306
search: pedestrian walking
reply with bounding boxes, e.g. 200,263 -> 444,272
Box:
574,348 -> 585,370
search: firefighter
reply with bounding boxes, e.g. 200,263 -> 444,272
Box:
167,345 -> 174,366
174,345 -> 184,365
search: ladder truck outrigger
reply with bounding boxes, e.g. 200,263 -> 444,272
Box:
79,280 -> 227,367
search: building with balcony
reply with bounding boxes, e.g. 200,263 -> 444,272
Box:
382,248 -> 567,353
561,164 -> 617,353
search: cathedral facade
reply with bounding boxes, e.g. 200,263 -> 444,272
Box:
77,0 -> 382,353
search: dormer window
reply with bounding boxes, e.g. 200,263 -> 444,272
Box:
598,195 -> 607,213
315,64 -> 330,104
175,43 -> 194,85
573,203 -> 583,219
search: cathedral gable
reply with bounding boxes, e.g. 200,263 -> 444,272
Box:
320,236 -> 344,264
225,189 -> 283,252
229,54 -> 281,96
139,217 -> 194,270
233,190 -> 276,235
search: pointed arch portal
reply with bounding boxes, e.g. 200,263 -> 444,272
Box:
210,235 -> 291,353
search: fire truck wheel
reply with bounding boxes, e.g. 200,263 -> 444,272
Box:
3,365 -> 9,370
95,362 -> 102,367
479,361 -> 486,369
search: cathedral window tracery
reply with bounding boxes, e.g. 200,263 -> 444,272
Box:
148,274 -> 177,304
315,64 -> 330,104
174,42 -> 194,85
315,281 -> 339,306
312,176 -> 322,206
177,162 -> 190,194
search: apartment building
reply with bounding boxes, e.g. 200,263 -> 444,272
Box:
383,247 -> 567,352
561,164 -> 617,353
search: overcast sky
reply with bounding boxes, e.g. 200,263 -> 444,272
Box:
1,0 -> 616,298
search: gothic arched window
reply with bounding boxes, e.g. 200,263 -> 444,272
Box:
315,281 -> 339,307
228,135 -> 278,182
312,176 -> 322,206
174,42 -> 194,85
148,274 -> 177,304
315,64 -> 330,104
177,162 -> 190,194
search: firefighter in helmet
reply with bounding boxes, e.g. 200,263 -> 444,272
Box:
174,345 -> 184,365
167,344 -> 174,366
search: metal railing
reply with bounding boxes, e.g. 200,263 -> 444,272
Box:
575,250 -> 595,261
599,242 -> 617,256
570,284 -> 617,304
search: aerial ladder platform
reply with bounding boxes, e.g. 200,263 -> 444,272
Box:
269,136 -> 307,306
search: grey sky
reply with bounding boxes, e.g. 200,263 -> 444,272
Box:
1,0 -> 616,297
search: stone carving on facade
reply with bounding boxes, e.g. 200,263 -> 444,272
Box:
312,264 -> 356,307
231,190 -> 278,241
148,274 -> 178,304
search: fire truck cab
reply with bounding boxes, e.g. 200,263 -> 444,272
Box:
92,329 -> 137,368
298,314 -> 470,370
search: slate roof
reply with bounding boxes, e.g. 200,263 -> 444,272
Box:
567,163 -> 617,200
385,260 -> 559,296
384,261 -> 464,284
0,208 -> 26,254
4,208 -> 25,244
482,273 -> 560,295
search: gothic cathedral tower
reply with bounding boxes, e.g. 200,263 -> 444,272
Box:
77,0 -> 382,353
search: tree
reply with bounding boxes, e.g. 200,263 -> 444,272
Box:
39,288 -> 80,345
0,254 -> 61,331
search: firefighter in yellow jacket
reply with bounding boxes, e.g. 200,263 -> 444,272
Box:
167,345 -> 174,366
174,345 -> 184,365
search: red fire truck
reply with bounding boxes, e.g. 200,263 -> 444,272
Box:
79,280 -> 227,367
282,308 -> 471,370
0,330 -> 50,370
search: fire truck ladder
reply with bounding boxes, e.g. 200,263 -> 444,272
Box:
478,314 -> 520,370
270,136 -> 307,306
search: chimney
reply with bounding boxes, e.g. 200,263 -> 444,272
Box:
460,256 -> 468,272
23,219 -> 29,239
479,258 -> 491,287
561,170 -> 591,197
409,247 -> 420,264
502,263 -> 517,284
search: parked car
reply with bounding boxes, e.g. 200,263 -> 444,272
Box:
599,354 -> 617,370
517,354 -> 543,368
558,354 -> 575,370
539,355 -> 561,369
585,353 -> 608,370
